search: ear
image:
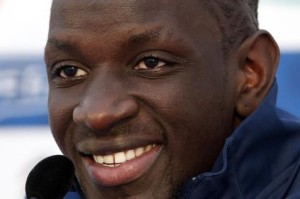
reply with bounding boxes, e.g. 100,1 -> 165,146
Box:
234,30 -> 280,121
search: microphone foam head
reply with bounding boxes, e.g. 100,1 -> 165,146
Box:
25,155 -> 75,199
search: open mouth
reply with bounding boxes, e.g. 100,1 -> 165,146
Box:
93,144 -> 156,167
81,143 -> 162,187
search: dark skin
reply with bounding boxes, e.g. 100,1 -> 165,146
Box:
45,0 -> 279,198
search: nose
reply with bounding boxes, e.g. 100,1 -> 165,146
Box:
73,75 -> 139,131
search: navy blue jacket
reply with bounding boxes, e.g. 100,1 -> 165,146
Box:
65,83 -> 300,198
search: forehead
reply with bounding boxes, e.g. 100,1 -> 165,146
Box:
47,0 -> 223,64
50,0 -> 219,30
51,0 -> 201,14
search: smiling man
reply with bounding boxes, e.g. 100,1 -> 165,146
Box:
44,0 -> 300,198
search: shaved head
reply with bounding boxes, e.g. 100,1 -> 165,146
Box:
202,0 -> 259,55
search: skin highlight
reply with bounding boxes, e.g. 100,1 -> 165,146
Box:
45,0 -> 279,198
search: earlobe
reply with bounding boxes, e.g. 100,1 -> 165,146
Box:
235,30 -> 280,119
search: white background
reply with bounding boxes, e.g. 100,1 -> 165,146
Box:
0,0 -> 300,198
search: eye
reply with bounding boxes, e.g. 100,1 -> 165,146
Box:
55,65 -> 87,79
134,57 -> 167,70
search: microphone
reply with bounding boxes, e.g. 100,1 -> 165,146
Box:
25,155 -> 75,199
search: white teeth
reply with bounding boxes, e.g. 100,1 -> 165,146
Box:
114,152 -> 126,163
135,147 -> 145,157
125,150 -> 135,161
93,155 -> 104,164
93,144 -> 156,167
145,145 -> 152,152
103,155 -> 114,164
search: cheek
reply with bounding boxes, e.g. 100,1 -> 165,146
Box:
140,71 -> 232,176
171,98 -> 229,178
48,89 -> 78,155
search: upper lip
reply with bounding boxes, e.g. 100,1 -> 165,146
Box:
76,136 -> 164,156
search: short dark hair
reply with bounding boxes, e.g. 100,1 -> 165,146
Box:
202,0 -> 259,56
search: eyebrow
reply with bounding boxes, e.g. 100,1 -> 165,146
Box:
46,38 -> 77,52
125,30 -> 161,46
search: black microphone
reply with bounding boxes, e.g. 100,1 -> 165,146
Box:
25,155 -> 75,199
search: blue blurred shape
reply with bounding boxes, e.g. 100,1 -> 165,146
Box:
0,56 -> 48,126
277,52 -> 300,117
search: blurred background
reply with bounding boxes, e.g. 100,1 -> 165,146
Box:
0,0 -> 299,198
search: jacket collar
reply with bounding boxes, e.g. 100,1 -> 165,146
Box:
177,82 -> 296,198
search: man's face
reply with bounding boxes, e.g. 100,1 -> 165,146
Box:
45,0 -> 238,198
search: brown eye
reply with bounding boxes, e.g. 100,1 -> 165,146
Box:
57,66 -> 87,78
134,57 -> 166,70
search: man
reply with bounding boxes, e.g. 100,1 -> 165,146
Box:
44,0 -> 300,198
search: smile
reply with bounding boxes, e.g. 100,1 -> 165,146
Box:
93,144 -> 156,167
82,143 -> 162,187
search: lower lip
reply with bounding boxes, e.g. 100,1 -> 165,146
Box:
83,146 -> 162,187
